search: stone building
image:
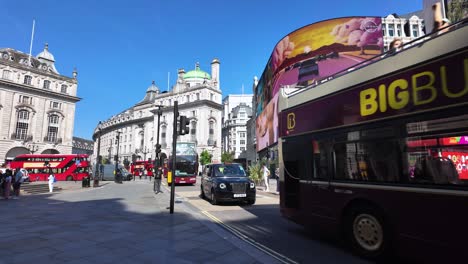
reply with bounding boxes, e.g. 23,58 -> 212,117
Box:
221,94 -> 253,159
92,59 -> 223,165
0,44 -> 79,164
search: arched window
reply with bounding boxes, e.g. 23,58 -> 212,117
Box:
190,121 -> 197,143
15,110 -> 30,140
43,80 -> 51,89
208,121 -> 215,146
161,125 -> 167,148
24,75 -> 32,85
46,114 -> 60,143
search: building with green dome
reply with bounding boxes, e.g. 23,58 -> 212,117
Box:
93,58 -> 223,166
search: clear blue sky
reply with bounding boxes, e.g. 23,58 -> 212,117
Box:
1,0 -> 421,140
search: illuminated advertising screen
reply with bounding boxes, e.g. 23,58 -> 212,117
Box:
256,93 -> 278,151
255,17 -> 383,151
441,151 -> 468,180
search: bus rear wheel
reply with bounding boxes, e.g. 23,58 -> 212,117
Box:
66,175 -> 73,181
345,205 -> 389,260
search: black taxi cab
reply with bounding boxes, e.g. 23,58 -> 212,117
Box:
200,163 -> 256,205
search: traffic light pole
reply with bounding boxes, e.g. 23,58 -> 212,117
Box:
170,101 -> 178,214
114,131 -> 121,183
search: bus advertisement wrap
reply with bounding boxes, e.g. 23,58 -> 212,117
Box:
281,51 -> 468,137
255,16 -> 383,150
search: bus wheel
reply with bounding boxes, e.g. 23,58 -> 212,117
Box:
200,185 -> 206,199
66,175 -> 73,181
210,189 -> 218,205
345,206 -> 389,259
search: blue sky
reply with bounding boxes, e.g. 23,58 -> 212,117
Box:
1,0 -> 421,139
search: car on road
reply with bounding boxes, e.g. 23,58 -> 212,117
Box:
100,164 -> 132,181
200,163 -> 256,205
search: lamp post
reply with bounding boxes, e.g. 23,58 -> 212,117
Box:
114,131 -> 122,183
141,146 -> 150,161
94,121 -> 102,184
28,143 -> 39,154
151,105 -> 163,167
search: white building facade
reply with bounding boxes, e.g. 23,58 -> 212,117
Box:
221,94 -> 253,158
0,44 -> 79,164
382,13 -> 425,51
93,59 -> 223,164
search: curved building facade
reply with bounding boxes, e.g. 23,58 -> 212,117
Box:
93,59 -> 223,166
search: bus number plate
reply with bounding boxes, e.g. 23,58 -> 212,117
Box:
234,194 -> 246,198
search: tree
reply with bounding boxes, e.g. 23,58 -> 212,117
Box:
221,151 -> 235,163
200,150 -> 212,166
248,162 -> 262,184
447,0 -> 466,23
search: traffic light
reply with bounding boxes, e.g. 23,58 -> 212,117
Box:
178,115 -> 190,135
155,144 -> 161,155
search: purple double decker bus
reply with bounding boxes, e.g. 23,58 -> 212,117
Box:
277,21 -> 468,262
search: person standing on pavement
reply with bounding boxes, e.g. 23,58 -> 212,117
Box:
48,174 -> 55,193
2,169 -> 12,199
262,164 -> 270,192
275,167 -> 280,194
154,166 -> 163,194
13,168 -> 26,199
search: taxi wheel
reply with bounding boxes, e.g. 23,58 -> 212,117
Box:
200,185 -> 206,199
210,189 -> 218,205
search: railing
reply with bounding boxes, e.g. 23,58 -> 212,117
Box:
207,139 -> 216,146
43,137 -> 62,144
11,133 -> 32,141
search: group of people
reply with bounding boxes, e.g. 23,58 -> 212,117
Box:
0,168 -> 27,200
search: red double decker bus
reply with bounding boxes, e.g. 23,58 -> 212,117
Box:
166,142 -> 199,184
130,160 -> 154,178
9,154 -> 90,181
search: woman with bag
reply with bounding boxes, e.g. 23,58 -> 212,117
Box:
48,174 -> 55,193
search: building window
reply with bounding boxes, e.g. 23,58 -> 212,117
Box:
388,24 -> 395,37
43,80 -> 51,89
210,93 -> 214,101
161,126 -> 167,147
47,114 -> 60,142
240,132 -> 246,138
15,110 -> 30,140
396,24 -> 401,37
196,93 -> 200,100
240,140 -> 246,145
20,96 -> 31,104
186,95 -> 190,103
51,102 -> 60,109
2,70 -> 11,80
61,84 -> 67,93
412,24 -> 419,37
239,112 -> 245,118
240,147 -> 245,151
190,121 -> 197,142
24,75 -> 32,85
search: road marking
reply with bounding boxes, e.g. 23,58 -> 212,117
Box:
201,211 -> 299,264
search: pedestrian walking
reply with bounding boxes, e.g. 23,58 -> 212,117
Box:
13,168 -> 26,199
262,164 -> 270,192
3,169 -> 13,199
48,174 -> 55,193
153,166 -> 163,194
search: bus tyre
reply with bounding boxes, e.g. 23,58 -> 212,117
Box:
66,175 -> 73,181
345,205 -> 389,260
200,185 -> 206,199
210,189 -> 218,205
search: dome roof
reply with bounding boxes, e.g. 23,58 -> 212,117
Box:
183,62 -> 211,80
147,80 -> 159,93
36,43 -> 55,62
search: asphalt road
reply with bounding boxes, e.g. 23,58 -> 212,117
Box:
171,177 -> 369,264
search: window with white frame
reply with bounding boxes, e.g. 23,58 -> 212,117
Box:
24,75 -> 32,85
43,80 -> 51,89
2,70 -> 11,80
412,24 -> 419,37
15,110 -> 30,140
388,24 -> 395,37
47,114 -> 60,142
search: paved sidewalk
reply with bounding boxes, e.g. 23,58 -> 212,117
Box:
0,180 -> 279,264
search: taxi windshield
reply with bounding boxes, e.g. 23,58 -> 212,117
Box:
214,164 -> 246,177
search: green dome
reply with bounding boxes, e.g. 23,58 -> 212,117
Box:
183,63 -> 211,80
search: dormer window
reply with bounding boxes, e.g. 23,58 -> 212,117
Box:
24,75 -> 32,85
43,80 -> 51,89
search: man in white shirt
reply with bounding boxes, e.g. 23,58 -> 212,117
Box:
262,165 -> 270,192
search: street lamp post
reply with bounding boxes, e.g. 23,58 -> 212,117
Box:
151,105 -> 163,167
94,121 -> 102,185
114,131 -> 122,183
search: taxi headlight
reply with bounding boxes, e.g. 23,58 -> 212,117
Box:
250,182 -> 255,189
219,183 -> 226,189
